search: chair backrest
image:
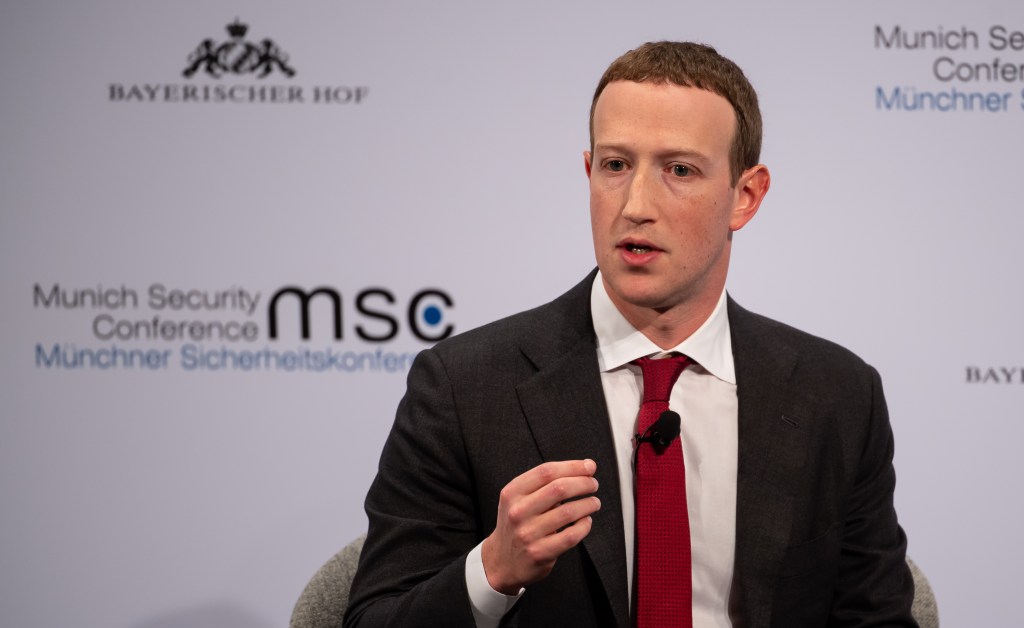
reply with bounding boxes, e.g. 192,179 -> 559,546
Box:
907,556 -> 939,628
290,534 -> 366,628
290,536 -> 938,628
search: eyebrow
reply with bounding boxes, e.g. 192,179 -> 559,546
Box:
593,143 -> 713,165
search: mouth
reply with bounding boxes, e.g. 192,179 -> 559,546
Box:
625,244 -> 653,254
618,239 -> 660,255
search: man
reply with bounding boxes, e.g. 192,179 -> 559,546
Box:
344,42 -> 916,627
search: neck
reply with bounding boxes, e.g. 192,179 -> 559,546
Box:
607,284 -> 723,350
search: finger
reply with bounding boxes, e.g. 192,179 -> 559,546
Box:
503,459 -> 597,498
525,510 -> 596,562
511,494 -> 602,546
509,474 -> 600,526
539,495 -> 602,536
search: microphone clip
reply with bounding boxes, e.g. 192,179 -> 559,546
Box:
634,410 -> 681,453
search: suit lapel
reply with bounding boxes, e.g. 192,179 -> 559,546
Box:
728,299 -> 811,628
514,274 -> 630,628
506,283 -> 810,628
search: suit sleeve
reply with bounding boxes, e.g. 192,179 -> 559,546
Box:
829,365 -> 917,627
343,347 -> 481,628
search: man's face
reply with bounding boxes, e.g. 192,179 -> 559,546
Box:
585,80 -> 767,323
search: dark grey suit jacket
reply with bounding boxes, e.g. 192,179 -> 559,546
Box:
344,272 -> 916,628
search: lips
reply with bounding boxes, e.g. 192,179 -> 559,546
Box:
618,238 -> 661,253
617,238 -> 662,264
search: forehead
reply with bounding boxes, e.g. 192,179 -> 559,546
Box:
592,81 -> 736,156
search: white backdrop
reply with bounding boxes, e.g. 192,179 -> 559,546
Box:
2,1 -> 1022,626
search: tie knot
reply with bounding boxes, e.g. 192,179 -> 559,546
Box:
633,354 -> 690,403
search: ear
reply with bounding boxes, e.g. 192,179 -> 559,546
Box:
583,150 -> 593,179
729,164 -> 770,231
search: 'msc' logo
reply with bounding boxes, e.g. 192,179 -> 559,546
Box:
267,286 -> 454,343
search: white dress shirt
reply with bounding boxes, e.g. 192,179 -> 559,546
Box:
592,272 -> 737,628
467,273 -> 738,627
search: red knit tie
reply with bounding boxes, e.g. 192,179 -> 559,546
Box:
634,355 -> 691,628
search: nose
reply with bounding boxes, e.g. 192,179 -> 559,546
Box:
620,166 -> 656,224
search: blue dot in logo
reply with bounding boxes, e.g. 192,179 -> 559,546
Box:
422,305 -> 442,326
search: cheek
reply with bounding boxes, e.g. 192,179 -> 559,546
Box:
589,199 -> 610,247
590,192 -> 616,227
670,201 -> 726,250
695,194 -> 734,231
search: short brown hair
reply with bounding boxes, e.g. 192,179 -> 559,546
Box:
589,41 -> 762,184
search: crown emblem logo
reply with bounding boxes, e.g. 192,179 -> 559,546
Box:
183,19 -> 296,79
225,18 -> 249,39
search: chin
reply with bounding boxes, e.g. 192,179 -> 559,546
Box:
607,279 -> 674,310
625,293 -> 676,310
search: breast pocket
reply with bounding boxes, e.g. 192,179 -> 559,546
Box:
770,525 -> 841,625
778,524 -> 840,579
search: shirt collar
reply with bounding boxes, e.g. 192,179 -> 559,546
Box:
590,271 -> 736,385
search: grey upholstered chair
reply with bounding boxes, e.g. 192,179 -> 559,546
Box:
291,535 -> 366,628
907,556 -> 939,627
290,534 -> 939,628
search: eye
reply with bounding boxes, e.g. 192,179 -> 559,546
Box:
604,159 -> 626,172
671,164 -> 691,177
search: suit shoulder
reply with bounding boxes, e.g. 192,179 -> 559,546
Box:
424,273 -> 594,366
729,300 -> 875,376
430,301 -> 549,356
